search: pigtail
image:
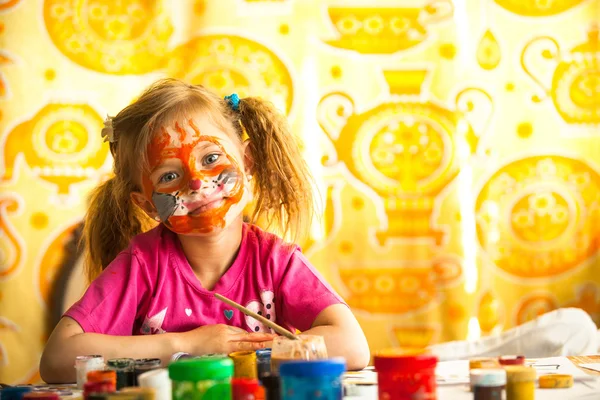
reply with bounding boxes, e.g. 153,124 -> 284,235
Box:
83,177 -> 152,282
238,97 -> 314,241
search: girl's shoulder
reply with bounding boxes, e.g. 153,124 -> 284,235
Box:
244,223 -> 299,259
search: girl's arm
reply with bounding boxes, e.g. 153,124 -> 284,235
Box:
41,317 -> 275,383
301,304 -> 370,370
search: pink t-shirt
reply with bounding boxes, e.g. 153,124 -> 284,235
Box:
65,223 -> 344,336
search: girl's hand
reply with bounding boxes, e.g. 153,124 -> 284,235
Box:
180,324 -> 276,355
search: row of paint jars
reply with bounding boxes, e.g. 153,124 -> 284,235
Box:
168,356 -> 347,400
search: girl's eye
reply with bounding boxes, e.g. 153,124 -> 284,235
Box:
204,153 -> 220,165
159,172 -> 179,183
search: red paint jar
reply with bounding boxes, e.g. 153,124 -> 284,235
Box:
498,355 -> 525,366
374,353 -> 438,400
232,377 -> 265,400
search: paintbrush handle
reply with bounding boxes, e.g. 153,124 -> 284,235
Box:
214,293 -> 300,340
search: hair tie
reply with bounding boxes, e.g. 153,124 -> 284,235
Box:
101,115 -> 116,143
224,93 -> 240,111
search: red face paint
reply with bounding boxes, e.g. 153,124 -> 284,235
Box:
142,118 -> 247,235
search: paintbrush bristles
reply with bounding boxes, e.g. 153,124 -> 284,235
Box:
214,293 -> 300,340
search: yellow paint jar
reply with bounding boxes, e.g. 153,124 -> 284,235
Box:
505,366 -> 536,400
229,350 -> 258,379
539,374 -> 573,388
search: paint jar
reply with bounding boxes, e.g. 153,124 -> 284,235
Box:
471,368 -> 506,400
134,359 -> 162,385
261,374 -> 280,400
538,374 -> 574,388
256,349 -> 272,379
88,370 -> 117,388
374,352 -> 438,400
107,358 -> 136,389
231,378 -> 265,400
121,387 -> 157,400
229,351 -> 258,379
83,379 -> 116,399
270,335 -> 328,375
279,358 -> 346,400
22,393 -> 60,400
138,368 -> 171,400
75,355 -> 105,389
0,387 -> 33,400
343,382 -> 378,399
498,355 -> 525,366
469,357 -> 500,370
168,357 -> 233,400
505,366 -> 536,400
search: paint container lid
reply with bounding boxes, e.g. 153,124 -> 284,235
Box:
498,355 -> 525,366
75,355 -> 104,367
1,386 -> 33,399
87,370 -> 116,384
469,357 -> 500,370
539,374 -> 574,388
229,350 -> 257,360
279,358 -> 346,378
106,358 -> 135,370
135,359 -> 161,368
470,368 -> 507,387
505,366 -> 536,382
374,352 -> 438,372
169,357 -> 234,382
256,348 -> 272,359
22,392 -> 60,400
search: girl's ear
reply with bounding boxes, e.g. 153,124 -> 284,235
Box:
242,140 -> 254,176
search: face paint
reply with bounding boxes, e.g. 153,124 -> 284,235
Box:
142,118 -> 248,235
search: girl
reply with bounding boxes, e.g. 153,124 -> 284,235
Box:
40,79 -> 369,383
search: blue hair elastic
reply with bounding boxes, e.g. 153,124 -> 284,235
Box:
224,93 -> 240,111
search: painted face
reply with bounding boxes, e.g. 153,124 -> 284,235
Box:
141,115 -> 250,235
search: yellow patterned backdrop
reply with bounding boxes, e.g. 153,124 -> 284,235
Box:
1,0 -> 599,384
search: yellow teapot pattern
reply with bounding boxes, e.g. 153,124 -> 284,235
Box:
493,0 -> 586,17
318,70 -> 492,245
324,1 -> 453,54
475,156 -> 600,279
168,34 -> 294,115
1,104 -> 109,194
43,0 -> 173,74
522,26 -> 600,125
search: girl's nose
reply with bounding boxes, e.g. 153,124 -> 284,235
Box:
189,179 -> 202,191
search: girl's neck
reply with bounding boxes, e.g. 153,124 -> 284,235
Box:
176,216 -> 244,291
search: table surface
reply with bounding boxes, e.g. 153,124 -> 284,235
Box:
568,355 -> 600,376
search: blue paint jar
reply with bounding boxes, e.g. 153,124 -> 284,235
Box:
0,386 -> 33,400
279,358 -> 345,400
256,348 -> 272,379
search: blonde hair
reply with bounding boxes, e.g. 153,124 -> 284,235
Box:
84,79 -> 314,281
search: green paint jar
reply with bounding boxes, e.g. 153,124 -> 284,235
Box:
169,356 -> 233,400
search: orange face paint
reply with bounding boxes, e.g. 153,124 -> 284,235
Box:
142,118 -> 247,235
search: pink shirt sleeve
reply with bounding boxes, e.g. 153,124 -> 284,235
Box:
63,251 -> 152,335
277,250 -> 346,331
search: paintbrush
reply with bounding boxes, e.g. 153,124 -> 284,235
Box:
214,293 -> 300,340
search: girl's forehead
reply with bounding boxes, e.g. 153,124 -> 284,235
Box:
151,114 -> 237,150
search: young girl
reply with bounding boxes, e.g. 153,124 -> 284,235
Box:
40,79 -> 369,383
